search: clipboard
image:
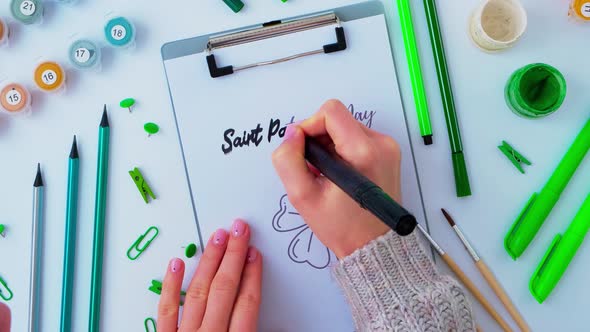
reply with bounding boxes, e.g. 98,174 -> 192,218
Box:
161,1 -> 427,330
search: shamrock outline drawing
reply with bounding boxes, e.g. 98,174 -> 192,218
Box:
272,194 -> 331,270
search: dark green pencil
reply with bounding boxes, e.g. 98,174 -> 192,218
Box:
423,0 -> 471,197
89,106 -> 110,332
60,136 -> 80,332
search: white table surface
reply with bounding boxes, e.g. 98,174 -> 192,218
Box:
0,0 -> 588,331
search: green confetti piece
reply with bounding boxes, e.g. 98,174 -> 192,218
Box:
185,243 -> 197,258
120,98 -> 135,112
144,122 -> 159,136
0,224 -> 5,234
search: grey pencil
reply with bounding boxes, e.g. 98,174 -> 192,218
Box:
29,164 -> 44,332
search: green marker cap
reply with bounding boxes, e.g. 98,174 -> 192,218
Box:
222,0 -> 244,13
530,193 -> 590,303
505,117 -> 590,259
452,152 -> 471,197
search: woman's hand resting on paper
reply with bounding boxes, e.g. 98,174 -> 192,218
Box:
157,220 -> 262,332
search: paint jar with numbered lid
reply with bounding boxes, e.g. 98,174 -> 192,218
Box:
10,0 -> 43,25
570,0 -> 590,21
0,18 -> 10,47
104,16 -> 136,49
69,39 -> 102,71
34,61 -> 67,93
0,83 -> 32,115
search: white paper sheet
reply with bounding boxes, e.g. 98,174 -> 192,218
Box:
163,13 -> 426,331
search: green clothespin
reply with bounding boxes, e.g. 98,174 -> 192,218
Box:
148,279 -> 164,295
0,276 -> 13,301
498,141 -> 532,174
148,279 -> 186,305
144,317 -> 157,332
127,226 -> 159,260
0,224 -> 6,238
129,167 -> 156,203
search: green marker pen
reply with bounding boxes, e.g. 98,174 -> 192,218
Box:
397,0 -> 433,145
423,0 -> 471,196
530,192 -> 590,303
505,117 -> 590,259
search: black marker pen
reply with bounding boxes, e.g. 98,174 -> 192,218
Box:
304,137 -> 417,236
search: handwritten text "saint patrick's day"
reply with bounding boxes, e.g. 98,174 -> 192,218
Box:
221,104 -> 377,155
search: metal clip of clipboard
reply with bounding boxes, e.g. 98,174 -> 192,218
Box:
206,13 -> 347,78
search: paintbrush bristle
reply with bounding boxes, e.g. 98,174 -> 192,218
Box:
441,208 -> 456,227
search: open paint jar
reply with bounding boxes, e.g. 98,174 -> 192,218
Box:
505,63 -> 567,119
470,0 -> 527,51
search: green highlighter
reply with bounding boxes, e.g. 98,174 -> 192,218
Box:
530,193 -> 590,303
505,117 -> 590,259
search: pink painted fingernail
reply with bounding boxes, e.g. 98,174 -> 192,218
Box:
170,258 -> 183,273
283,125 -> 298,141
247,247 -> 258,263
308,163 -> 321,176
213,229 -> 228,246
232,219 -> 247,237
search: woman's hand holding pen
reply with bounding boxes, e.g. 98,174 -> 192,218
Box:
156,99 -> 404,331
272,99 -> 403,258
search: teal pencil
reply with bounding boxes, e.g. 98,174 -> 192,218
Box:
60,136 -> 80,332
89,106 -> 110,332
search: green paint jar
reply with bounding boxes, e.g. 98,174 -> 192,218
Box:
505,63 -> 567,119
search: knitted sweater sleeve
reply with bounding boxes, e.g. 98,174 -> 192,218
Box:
332,230 -> 476,332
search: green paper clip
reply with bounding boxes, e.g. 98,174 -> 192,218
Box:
127,226 -> 159,260
144,317 -> 156,332
498,140 -> 532,174
129,167 -> 156,203
0,224 -> 6,238
148,279 -> 186,305
0,276 -> 13,301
